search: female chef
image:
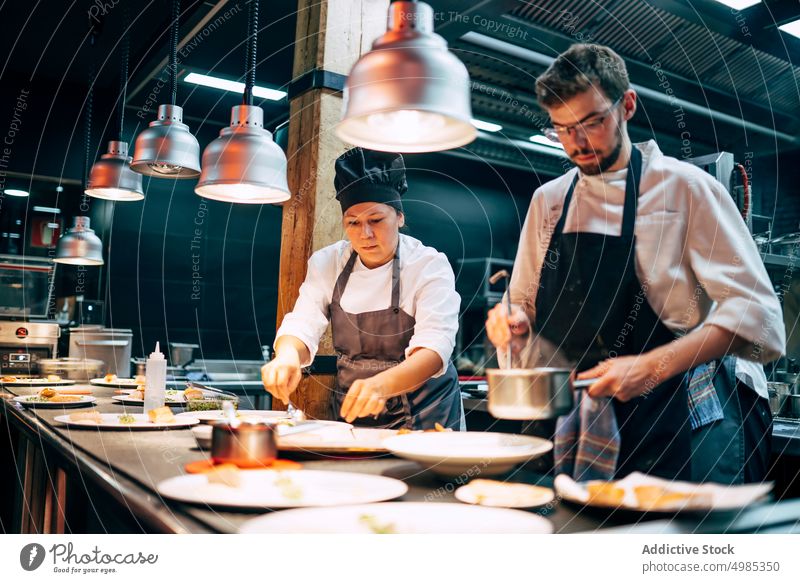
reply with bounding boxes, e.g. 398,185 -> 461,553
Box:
262,147 -> 464,429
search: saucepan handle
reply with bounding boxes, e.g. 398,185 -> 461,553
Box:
572,377 -> 600,389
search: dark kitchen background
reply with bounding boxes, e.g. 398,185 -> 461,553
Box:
0,0 -> 798,362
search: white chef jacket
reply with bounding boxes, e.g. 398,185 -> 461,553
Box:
276,234 -> 460,377
507,140 -> 784,398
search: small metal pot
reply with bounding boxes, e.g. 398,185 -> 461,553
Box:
169,342 -> 198,367
211,422 -> 277,468
486,367 -> 594,420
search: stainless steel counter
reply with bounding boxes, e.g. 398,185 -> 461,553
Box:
2,384 -> 799,534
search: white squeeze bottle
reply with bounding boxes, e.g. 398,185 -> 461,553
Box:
143,342 -> 167,414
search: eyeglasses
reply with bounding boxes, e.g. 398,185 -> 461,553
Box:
543,96 -> 623,143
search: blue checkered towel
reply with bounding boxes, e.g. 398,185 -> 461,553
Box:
554,361 -> 726,480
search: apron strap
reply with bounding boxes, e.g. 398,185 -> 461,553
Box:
621,144 -> 643,241
391,242 -> 401,309
552,144 -> 644,242
332,251 -> 359,304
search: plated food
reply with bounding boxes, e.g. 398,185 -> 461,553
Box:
13,388 -> 97,409
455,479 -> 555,509
382,431 -> 553,477
54,412 -> 199,430
276,426 -> 397,454
176,409 -> 289,425
89,375 -> 146,388
156,469 -> 408,509
238,503 -> 554,534
0,376 -> 76,386
111,388 -> 185,406
554,472 -> 773,513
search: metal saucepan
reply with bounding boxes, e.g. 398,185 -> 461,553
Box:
486,367 -> 597,420
211,422 -> 277,468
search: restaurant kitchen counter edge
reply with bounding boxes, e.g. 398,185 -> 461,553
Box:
0,392 -> 216,534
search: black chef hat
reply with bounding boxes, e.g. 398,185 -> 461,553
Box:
334,148 -> 407,213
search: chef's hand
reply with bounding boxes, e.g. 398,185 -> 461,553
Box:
261,349 -> 302,405
340,376 -> 391,423
485,303 -> 530,355
578,355 -> 660,402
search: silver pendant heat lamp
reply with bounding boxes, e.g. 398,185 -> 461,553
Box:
195,0 -> 289,203
195,105 -> 289,203
131,104 -> 201,178
86,141 -> 144,200
131,0 -> 200,178
53,217 -> 104,266
336,1 -> 476,153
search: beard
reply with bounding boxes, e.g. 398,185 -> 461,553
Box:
570,132 -> 624,176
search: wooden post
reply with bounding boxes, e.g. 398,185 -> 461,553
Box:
276,0 -> 389,419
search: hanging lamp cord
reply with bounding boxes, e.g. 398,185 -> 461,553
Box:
85,32 -> 97,190
118,1 -> 130,141
243,0 -> 258,105
170,0 -> 180,106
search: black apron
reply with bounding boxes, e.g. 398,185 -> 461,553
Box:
535,146 -> 692,480
329,244 -> 464,430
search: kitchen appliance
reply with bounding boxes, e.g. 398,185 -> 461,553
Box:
486,367 -> 595,420
68,326 -> 133,377
0,321 -> 60,376
183,359 -> 263,381
0,254 -> 61,376
169,342 -> 198,367
38,357 -> 105,381
767,382 -> 792,417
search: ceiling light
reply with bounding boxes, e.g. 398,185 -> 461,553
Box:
53,217 -> 104,266
183,72 -> 286,101
711,0 -> 761,10
195,105 -> 290,203
471,119 -> 503,132
87,15 -> 144,200
87,141 -> 144,200
529,135 -> 564,150
131,0 -> 200,178
195,0 -> 290,204
778,19 -> 800,38
337,1 -> 476,153
4,189 -> 29,197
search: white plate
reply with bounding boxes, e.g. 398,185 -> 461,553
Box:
238,502 -> 553,534
13,395 -> 97,409
190,420 -> 355,450
455,479 -> 555,509
156,470 -> 408,509
54,413 -> 199,430
383,432 -> 553,477
175,409 -> 290,424
111,390 -> 186,406
89,378 -> 144,388
277,426 -> 398,454
0,378 -> 76,386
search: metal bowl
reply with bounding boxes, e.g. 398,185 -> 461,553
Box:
486,367 -> 581,420
211,422 -> 276,467
767,382 -> 791,416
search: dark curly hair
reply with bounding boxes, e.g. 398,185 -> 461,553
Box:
535,44 -> 630,107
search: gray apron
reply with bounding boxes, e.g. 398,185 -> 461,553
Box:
329,245 -> 464,430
